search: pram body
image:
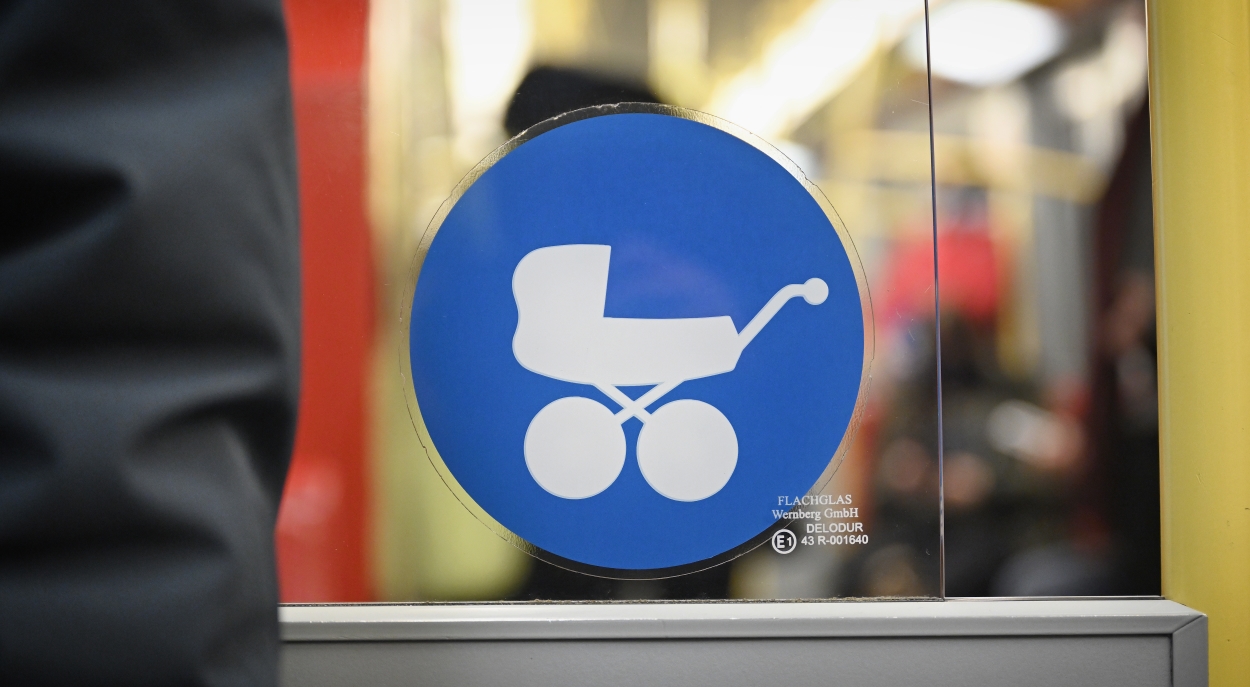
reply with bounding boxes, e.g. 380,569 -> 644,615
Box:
513,244 -> 741,386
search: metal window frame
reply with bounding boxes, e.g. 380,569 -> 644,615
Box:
281,598 -> 1205,686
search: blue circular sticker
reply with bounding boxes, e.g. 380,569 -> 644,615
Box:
407,107 -> 867,572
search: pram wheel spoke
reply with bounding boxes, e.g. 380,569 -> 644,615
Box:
637,400 -> 738,502
524,397 -> 626,499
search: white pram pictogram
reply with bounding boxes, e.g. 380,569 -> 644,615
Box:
513,244 -> 828,502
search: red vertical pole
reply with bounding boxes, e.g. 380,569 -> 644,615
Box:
276,0 -> 373,602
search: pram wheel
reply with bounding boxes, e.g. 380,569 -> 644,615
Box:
524,396 -> 626,499
636,399 -> 738,502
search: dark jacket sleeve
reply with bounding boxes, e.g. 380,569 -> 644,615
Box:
0,1 -> 299,685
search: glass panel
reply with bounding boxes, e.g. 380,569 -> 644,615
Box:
275,0 -> 1157,605
923,0 -> 1155,596
340,0 -> 946,602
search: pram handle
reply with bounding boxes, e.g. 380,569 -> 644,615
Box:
736,278 -> 828,350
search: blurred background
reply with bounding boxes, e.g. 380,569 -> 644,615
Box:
276,0 -> 1157,602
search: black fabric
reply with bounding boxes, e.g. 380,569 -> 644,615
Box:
0,1 -> 299,685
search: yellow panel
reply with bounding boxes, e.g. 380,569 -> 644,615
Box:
1147,1 -> 1250,684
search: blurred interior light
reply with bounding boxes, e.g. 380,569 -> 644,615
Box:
704,0 -> 926,141
773,140 -> 823,180
650,0 -> 707,70
444,0 -> 534,164
903,0 -> 1066,87
986,400 -> 1081,471
648,0 -> 710,105
1052,14 -> 1146,122
1051,12 -> 1147,169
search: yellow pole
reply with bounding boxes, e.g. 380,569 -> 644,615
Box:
1147,1 -> 1250,684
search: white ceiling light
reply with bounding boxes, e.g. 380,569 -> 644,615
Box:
704,0 -> 926,141
903,0 -> 1066,87
443,0 -> 534,165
